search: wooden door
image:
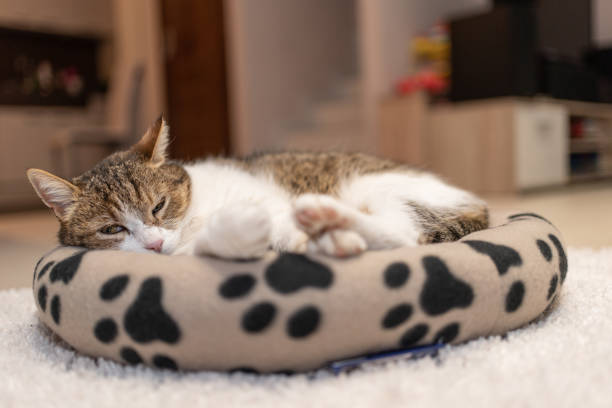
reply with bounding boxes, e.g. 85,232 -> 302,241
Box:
161,0 -> 231,160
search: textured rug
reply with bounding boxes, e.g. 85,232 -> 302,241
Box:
1,248 -> 611,408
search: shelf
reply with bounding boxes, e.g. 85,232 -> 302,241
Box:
570,170 -> 612,183
570,138 -> 607,154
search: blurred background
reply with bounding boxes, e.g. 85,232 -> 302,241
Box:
1,0 -> 612,288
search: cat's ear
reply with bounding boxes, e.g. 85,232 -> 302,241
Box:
26,169 -> 80,218
132,115 -> 170,165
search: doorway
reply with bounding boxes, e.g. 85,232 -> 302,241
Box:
160,0 -> 231,160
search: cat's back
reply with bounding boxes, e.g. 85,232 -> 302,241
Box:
241,151 -> 409,195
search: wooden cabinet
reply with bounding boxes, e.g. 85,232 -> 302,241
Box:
379,95 -> 612,193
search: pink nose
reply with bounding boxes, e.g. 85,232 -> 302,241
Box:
146,239 -> 164,253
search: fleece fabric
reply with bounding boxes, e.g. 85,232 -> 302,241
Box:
1,247 -> 610,407
30,212 -> 566,372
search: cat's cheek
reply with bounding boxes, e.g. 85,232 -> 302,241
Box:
158,229 -> 182,254
118,235 -> 149,253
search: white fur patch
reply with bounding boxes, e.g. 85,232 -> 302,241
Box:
168,162 -> 483,258
118,212 -> 181,254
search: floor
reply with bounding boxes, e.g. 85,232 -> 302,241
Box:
1,182 -> 611,290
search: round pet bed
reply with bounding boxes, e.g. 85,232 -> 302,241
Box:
31,211 -> 567,373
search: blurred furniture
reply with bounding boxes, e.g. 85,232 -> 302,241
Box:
379,94 -> 612,193
0,107 -> 105,210
450,0 -> 597,103
52,66 -> 144,178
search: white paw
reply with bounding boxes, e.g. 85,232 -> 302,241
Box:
310,229 -> 367,258
284,230 -> 310,253
195,203 -> 271,259
293,194 -> 352,236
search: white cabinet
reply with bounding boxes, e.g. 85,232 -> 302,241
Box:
514,103 -> 569,189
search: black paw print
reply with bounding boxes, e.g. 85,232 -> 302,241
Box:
219,253 -> 333,340
35,250 -> 88,327
93,275 -> 181,371
380,259 -> 465,348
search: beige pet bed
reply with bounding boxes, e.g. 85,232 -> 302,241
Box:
32,211 -> 567,373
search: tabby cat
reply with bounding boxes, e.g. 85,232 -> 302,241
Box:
27,117 -> 488,259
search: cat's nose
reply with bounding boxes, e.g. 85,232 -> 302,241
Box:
145,239 -> 164,253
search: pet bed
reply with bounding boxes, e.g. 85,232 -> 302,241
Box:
31,211 -> 567,373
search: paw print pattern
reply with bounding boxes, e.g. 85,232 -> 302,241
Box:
548,234 -> 568,283
536,239 -> 552,262
507,212 -> 553,225
508,213 -> 567,304
123,278 -> 181,344
90,275 -> 182,370
383,262 -> 410,288
49,250 -> 87,284
463,240 -> 523,276
219,274 -> 256,299
94,318 -> 118,343
505,281 -> 525,312
31,211 -> 568,374
547,275 -> 558,301
50,295 -> 61,324
381,303 -> 413,329
34,250 -> 87,327
534,233 -> 567,303
218,253 -> 334,342
399,324 -> 430,347
37,261 -> 55,282
433,323 -> 460,343
37,285 -> 47,312
380,258 -> 469,348
286,306 -> 321,338
100,275 -> 130,301
241,302 -> 277,333
420,256 -> 474,316
264,253 -> 333,294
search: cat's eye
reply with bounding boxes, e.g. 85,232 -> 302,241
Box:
100,225 -> 126,235
152,198 -> 166,215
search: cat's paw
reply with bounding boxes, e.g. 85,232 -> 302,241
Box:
309,229 -> 367,258
294,194 -> 352,236
284,230 -> 310,253
194,203 -> 271,259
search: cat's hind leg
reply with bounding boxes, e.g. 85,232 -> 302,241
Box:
294,194 -> 352,236
294,172 -> 488,255
293,194 -> 376,257
307,229 -> 367,258
294,193 -> 415,255
335,172 -> 488,248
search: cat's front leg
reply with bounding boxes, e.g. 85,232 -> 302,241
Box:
193,202 -> 271,259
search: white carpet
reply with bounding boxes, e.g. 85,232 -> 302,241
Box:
2,248 -> 611,408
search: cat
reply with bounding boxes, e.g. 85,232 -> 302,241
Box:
27,116 -> 488,259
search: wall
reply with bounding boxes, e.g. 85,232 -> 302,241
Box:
225,0 -> 357,154
594,0 -> 612,46
107,0 -> 166,136
0,0 -> 111,35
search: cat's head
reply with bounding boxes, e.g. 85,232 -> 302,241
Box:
27,116 -> 191,254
